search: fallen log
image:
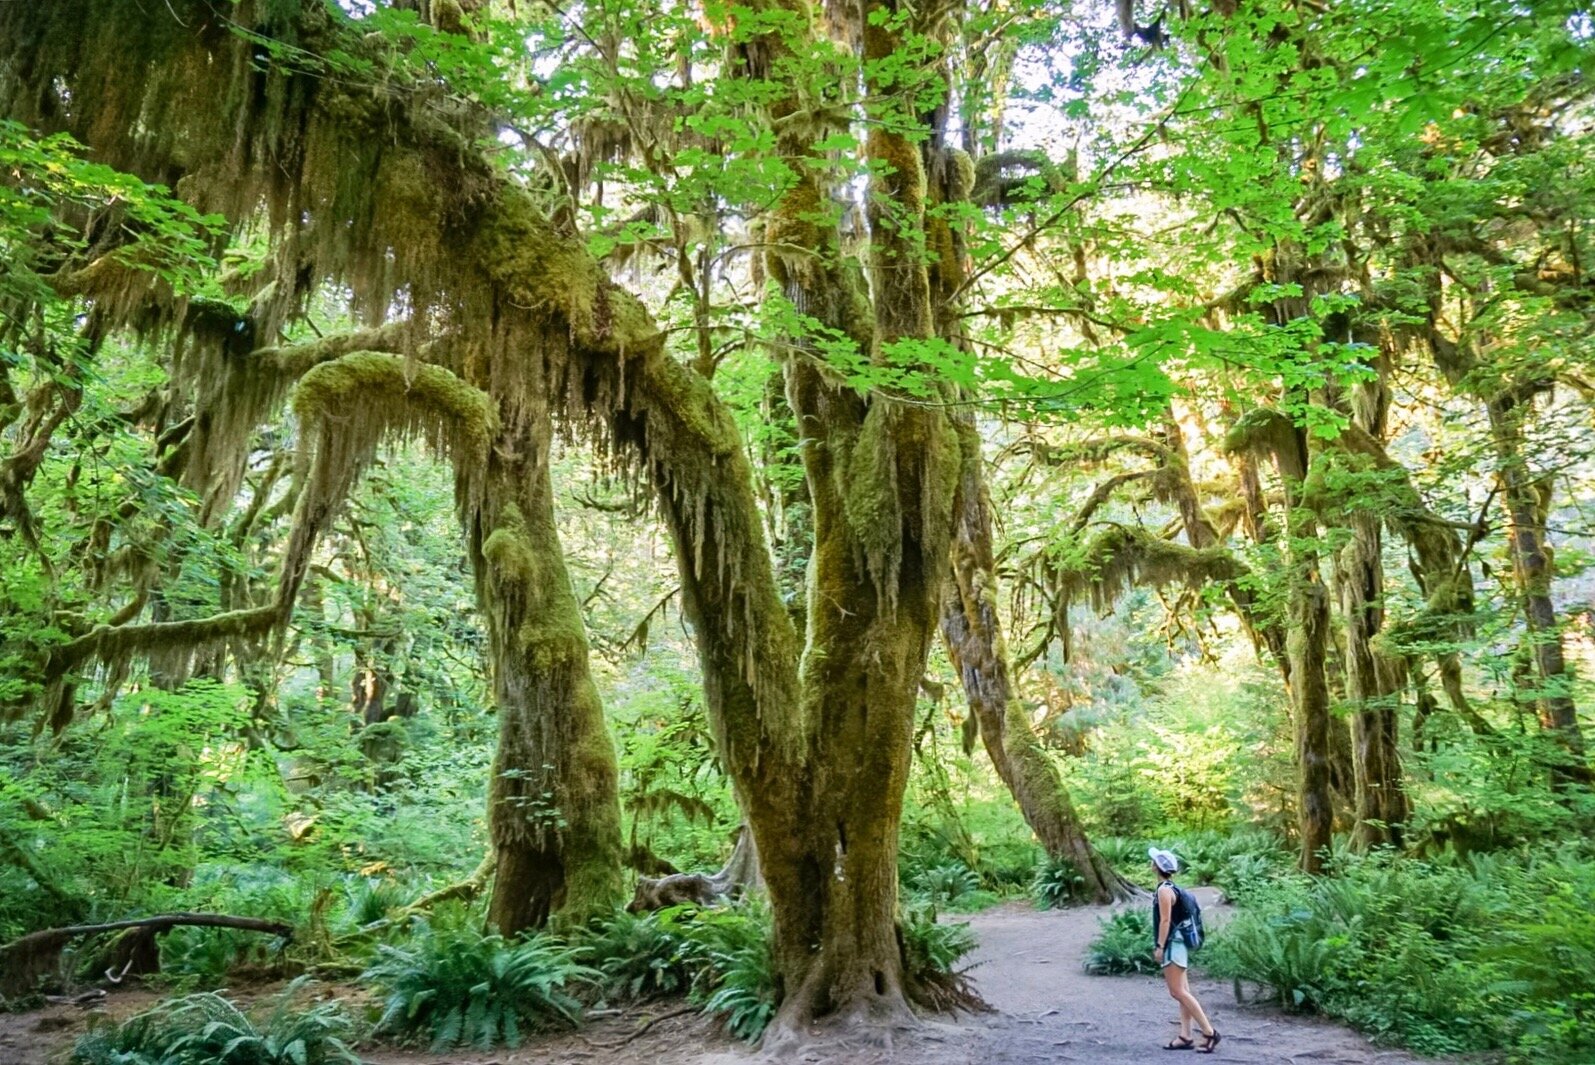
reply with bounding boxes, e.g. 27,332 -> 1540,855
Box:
0,913 -> 293,997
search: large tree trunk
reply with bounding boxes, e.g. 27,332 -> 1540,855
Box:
1336,510 -> 1408,850
1334,368 -> 1408,850
941,421 -> 1125,902
477,445 -> 625,932
1288,548 -> 1335,873
1226,402 -> 1335,872
0,0 -> 955,1038
1487,390 -> 1588,782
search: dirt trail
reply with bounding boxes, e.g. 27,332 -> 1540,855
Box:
951,889 -> 1445,1065
1,889 -> 1453,1064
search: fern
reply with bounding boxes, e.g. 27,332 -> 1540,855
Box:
70,978 -> 360,1065
1031,856 -> 1087,909
577,905 -> 701,1000
363,916 -> 596,1051
1084,908 -> 1159,975
910,861 -> 981,907
900,905 -> 984,1012
684,902 -> 777,1042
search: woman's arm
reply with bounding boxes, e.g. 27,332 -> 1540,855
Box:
1156,883 -> 1174,951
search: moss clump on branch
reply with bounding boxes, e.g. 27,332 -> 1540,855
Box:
1223,406 -> 1303,479
1054,525 -> 1239,613
292,352 -> 498,462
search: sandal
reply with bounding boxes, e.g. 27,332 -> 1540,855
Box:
1163,1036 -> 1196,1050
1196,1030 -> 1222,1054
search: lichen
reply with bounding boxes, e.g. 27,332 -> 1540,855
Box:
1223,405 -> 1307,485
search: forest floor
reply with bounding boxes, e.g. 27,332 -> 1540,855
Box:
1,888 -> 1458,1065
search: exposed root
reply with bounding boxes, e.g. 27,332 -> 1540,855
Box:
628,824 -> 761,912
0,913 -> 293,997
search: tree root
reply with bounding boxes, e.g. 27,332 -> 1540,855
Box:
580,1004 -> 701,1050
0,913 -> 293,997
628,824 -> 759,912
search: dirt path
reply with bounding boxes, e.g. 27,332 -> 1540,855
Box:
1,890 -> 1454,1064
952,889 -> 1446,1065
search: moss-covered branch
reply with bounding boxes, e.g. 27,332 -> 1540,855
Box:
1054,524 -> 1240,613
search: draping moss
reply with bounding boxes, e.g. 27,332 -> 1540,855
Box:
1054,525 -> 1239,613
1222,406 -> 1303,479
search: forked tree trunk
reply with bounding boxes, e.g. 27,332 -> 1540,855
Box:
941,421 -> 1125,902
0,0 -> 948,1038
477,443 -> 625,932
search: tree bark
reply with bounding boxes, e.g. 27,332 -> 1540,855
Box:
1225,403 -> 1334,872
477,445 -> 625,932
1332,367 -> 1409,850
1487,390 -> 1588,782
1336,510 -> 1407,850
1286,536 -> 1335,874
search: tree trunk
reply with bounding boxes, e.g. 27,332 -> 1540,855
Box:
1289,556 -> 1335,873
1333,364 -> 1409,850
478,444 -> 625,932
1336,511 -> 1407,850
941,420 -> 1125,902
1488,390 -> 1588,783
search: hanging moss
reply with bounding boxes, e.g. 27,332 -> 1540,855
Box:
836,404 -> 902,608
1,0 -> 786,937
1054,525 -> 1239,613
1223,406 -> 1303,480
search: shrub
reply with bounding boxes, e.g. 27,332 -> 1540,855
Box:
1031,856 -> 1087,909
1154,828 -> 1293,902
363,915 -> 595,1051
687,903 -> 777,1042
1083,907 -> 1158,975
70,979 -> 359,1065
341,876 -> 411,930
1200,850 -> 1595,1057
577,905 -> 698,1000
1089,836 -> 1146,879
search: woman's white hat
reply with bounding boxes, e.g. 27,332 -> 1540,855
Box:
1148,847 -> 1179,873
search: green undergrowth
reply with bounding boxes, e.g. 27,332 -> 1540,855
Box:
362,911 -> 594,1052
1078,837 -> 1595,1062
63,896 -> 979,1058
1197,847 -> 1595,1062
1083,907 -> 1158,975
70,978 -> 360,1065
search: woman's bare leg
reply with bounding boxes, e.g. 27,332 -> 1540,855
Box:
1165,965 -> 1214,1037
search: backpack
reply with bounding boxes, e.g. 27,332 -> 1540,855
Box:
1174,884 -> 1205,950
1155,882 -> 1205,951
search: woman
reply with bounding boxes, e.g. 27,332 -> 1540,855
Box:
1150,847 -> 1220,1053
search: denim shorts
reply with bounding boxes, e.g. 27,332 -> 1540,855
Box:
1161,939 -> 1189,969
